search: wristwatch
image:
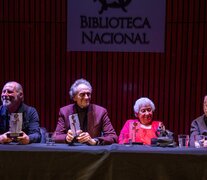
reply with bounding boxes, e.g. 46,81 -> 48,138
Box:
94,138 -> 100,145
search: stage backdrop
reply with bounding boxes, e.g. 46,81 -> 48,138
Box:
0,0 -> 207,138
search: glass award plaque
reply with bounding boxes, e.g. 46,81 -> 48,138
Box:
8,113 -> 23,138
129,121 -> 139,142
69,113 -> 80,136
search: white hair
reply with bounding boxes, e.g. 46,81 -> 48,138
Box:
69,79 -> 92,99
133,97 -> 155,115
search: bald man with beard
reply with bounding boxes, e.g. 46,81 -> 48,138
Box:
0,81 -> 41,144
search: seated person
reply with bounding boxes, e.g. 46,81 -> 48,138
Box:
53,78 -> 117,145
0,81 -> 41,144
119,97 -> 164,145
190,95 -> 207,147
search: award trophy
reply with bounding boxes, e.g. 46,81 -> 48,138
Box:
69,113 -> 80,136
129,121 -> 139,143
128,121 -> 143,145
7,113 -> 23,139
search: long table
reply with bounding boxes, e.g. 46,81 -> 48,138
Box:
0,143 -> 207,180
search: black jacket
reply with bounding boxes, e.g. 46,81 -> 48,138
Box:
0,103 -> 41,143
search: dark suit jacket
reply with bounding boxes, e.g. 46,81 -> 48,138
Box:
0,103 -> 41,143
190,114 -> 207,147
54,104 -> 117,144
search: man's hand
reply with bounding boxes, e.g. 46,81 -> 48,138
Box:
17,131 -> 30,144
66,129 -> 75,143
77,132 -> 97,145
0,132 -> 12,144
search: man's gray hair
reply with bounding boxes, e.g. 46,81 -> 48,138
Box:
69,78 -> 92,99
133,97 -> 155,115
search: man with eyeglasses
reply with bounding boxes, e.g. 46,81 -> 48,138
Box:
190,95 -> 207,147
53,78 -> 117,145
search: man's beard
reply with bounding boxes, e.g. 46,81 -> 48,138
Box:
2,96 -> 17,107
2,99 -> 12,107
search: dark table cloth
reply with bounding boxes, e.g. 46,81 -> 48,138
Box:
0,143 -> 207,180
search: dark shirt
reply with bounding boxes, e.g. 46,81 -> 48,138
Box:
204,116 -> 207,128
0,103 -> 41,143
75,104 -> 88,132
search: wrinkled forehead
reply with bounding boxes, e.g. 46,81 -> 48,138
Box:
2,83 -> 17,91
139,105 -> 152,110
76,84 -> 91,93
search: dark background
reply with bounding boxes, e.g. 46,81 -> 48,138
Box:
0,0 -> 206,138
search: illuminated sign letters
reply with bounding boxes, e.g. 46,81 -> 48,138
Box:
67,0 -> 166,52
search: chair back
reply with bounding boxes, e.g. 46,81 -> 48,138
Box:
40,127 -> 47,143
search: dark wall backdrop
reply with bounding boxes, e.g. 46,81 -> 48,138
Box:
0,0 -> 207,138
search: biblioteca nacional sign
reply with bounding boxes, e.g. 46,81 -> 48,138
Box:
67,0 -> 166,52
